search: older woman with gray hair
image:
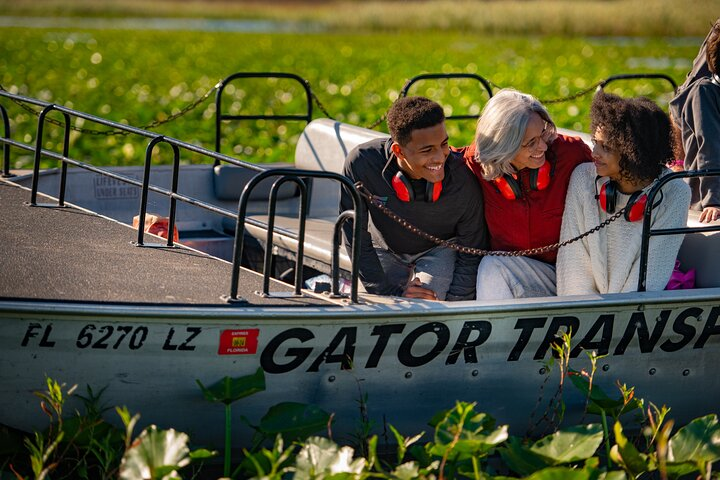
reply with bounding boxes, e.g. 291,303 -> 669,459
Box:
455,88 -> 593,300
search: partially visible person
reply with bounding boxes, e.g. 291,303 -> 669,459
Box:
454,89 -> 592,300
556,92 -> 691,295
340,96 -> 488,301
669,17 -> 718,122
671,18 -> 720,223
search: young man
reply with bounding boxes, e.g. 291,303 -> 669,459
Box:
340,96 -> 488,301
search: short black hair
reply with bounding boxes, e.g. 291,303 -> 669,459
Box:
386,96 -> 445,146
590,92 -> 672,184
707,20 -> 720,74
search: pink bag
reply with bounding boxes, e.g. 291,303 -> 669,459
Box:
665,260 -> 696,290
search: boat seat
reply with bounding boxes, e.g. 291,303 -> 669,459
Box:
245,119 -> 389,274
677,211 -> 720,289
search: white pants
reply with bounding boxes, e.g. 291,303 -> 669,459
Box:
476,256 -> 556,301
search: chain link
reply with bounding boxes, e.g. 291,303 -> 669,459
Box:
355,183 -> 625,257
0,81 -> 220,136
486,79 -> 604,105
3,76 -> 608,138
308,86 -> 389,130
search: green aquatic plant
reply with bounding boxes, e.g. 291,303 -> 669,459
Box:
196,367 -> 266,478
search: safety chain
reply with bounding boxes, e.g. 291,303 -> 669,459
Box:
486,79 -> 605,105
308,85 -> 388,130
355,182 -> 626,257
307,85 -> 335,120
0,81 -> 220,136
0,75 -> 615,137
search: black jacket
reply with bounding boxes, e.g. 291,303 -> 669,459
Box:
340,138 -> 488,300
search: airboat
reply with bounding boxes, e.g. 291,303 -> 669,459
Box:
1,72 -> 719,449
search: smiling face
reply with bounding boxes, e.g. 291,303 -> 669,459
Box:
392,122 -> 449,183
591,127 -> 622,180
510,112 -> 550,171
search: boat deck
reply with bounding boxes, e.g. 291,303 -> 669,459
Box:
0,180 -> 331,307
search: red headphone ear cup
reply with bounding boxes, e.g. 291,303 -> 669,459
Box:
494,175 -> 522,200
426,181 -> 442,202
533,160 -> 552,191
597,182 -> 608,213
597,181 -> 618,213
392,172 -> 413,202
625,191 -> 647,222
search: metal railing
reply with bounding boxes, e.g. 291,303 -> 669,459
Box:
214,72 -> 313,162
0,89 -> 362,304
638,169 -> 720,291
400,73 -> 494,120
598,73 -> 678,93
227,168 -> 362,304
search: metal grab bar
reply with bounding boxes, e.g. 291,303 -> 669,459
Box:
638,169 -> 720,291
214,72 -> 313,162
0,104 -> 11,177
229,168 -> 363,304
400,73 -> 494,120
136,137 -> 181,248
598,73 -> 678,93
260,176 -> 309,297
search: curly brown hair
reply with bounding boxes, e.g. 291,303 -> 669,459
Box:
590,91 -> 672,184
386,96 -> 445,146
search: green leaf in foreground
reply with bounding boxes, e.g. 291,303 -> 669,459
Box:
196,367 -> 265,405
530,424 -> 604,464
610,420 -> 652,477
258,402 -> 332,441
499,436 -> 555,476
668,414 -> 720,471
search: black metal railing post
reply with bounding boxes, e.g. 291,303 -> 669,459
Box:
0,104 -> 13,177
136,136 -> 180,247
333,211 -> 359,303
30,104 -> 71,207
259,176 -> 308,296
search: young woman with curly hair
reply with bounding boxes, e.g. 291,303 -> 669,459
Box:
556,92 -> 691,295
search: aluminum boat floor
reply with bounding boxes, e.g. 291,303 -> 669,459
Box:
0,180 -> 331,306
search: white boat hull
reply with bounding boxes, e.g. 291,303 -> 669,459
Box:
3,291 -> 719,448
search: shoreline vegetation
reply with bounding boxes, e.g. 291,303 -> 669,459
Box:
1,0 -> 719,36
0,1 -> 716,165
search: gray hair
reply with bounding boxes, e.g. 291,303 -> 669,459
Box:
474,89 -> 555,180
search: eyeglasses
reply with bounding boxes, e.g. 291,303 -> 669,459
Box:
521,121 -> 555,151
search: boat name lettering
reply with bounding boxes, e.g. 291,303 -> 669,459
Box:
507,306 -> 720,361
260,321 -> 492,374
259,306 -> 720,373
19,323 -> 203,351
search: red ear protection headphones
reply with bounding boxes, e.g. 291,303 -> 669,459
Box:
392,171 -> 442,202
493,160 -> 553,200
595,177 -> 663,222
